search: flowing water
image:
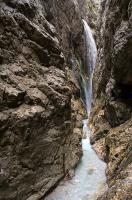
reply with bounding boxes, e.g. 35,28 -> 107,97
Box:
82,19 -> 97,116
45,120 -> 107,200
45,20 -> 106,200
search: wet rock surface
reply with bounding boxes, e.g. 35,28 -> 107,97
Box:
44,120 -> 107,200
90,0 -> 132,199
0,0 -> 89,199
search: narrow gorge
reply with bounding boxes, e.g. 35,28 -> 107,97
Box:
0,1 -> 131,200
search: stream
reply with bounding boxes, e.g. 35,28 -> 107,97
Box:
45,119 -> 107,200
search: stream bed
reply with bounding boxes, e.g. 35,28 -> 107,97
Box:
45,120 -> 107,200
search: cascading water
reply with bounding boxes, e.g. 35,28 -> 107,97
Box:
82,19 -> 97,116
45,20 -> 107,200
45,119 -> 107,200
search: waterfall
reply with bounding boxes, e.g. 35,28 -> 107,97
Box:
82,19 -> 97,116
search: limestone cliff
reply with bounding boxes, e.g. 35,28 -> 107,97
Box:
0,0 -> 90,199
90,0 -> 132,199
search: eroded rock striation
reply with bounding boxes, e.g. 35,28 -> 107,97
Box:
0,0 -> 92,199
90,0 -> 132,199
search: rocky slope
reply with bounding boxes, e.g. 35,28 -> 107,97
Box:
0,0 -> 93,199
90,0 -> 132,199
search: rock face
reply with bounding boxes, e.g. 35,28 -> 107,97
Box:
90,0 -> 132,199
0,0 -> 91,199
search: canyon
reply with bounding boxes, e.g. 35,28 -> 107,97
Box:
90,0 -> 132,199
0,0 -> 131,200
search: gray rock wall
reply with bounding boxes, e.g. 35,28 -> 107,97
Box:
0,0 -> 88,199
90,0 -> 132,199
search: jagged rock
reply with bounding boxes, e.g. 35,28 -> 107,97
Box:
3,85 -> 25,107
91,0 -> 132,199
0,0 -> 86,199
105,101 -> 132,127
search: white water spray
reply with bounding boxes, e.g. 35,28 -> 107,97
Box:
82,19 -> 97,116
45,21 -> 107,200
